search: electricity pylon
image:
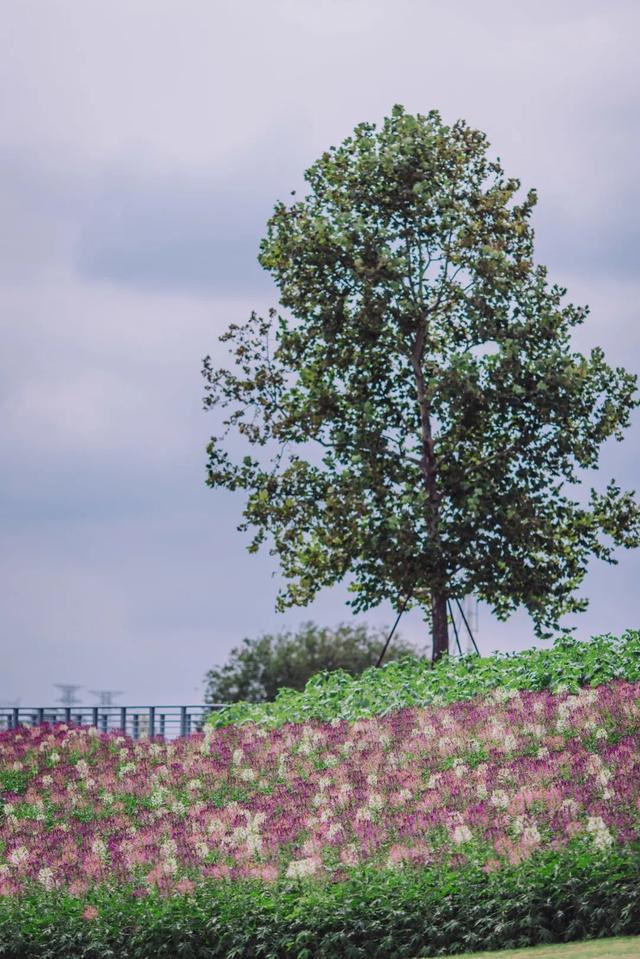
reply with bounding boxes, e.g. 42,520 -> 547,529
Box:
89,690 -> 123,706
53,684 -> 83,706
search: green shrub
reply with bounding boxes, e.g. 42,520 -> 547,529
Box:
209,630 -> 640,728
1,845 -> 639,958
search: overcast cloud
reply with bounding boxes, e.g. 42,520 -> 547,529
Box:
1,0 -> 639,705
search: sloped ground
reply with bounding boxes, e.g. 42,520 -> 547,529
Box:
1,680 -> 639,892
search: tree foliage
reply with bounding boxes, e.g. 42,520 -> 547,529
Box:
203,105 -> 640,656
203,622 -> 419,704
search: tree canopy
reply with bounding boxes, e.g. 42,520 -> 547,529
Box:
203,105 -> 640,657
203,622 -> 419,704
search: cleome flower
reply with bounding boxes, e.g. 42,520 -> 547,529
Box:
0,679 -> 638,892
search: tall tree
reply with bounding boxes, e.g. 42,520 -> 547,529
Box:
203,105 -> 640,659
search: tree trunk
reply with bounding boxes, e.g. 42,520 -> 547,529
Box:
431,590 -> 449,661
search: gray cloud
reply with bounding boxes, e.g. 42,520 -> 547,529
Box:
75,162 -> 285,295
1,0 -> 639,706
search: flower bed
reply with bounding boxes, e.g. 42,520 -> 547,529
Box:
1,681 -> 639,895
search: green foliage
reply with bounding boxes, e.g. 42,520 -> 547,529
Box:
1,846 -> 639,957
0,769 -> 30,795
203,621 -> 420,704
203,104 -> 640,654
209,630 -> 640,728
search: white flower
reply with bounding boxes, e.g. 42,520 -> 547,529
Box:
150,787 -> 168,808
523,825 -> 541,846
597,769 -> 612,787
240,767 -> 256,782
8,846 -> 29,867
195,842 -> 209,860
160,838 -> 177,858
92,839 -> 107,861
285,857 -> 320,879
161,857 -> 178,876
586,816 -> 613,849
38,867 -> 55,890
452,824 -> 472,844
490,790 -> 510,809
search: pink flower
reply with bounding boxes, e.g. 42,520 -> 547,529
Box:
174,878 -> 195,895
83,905 -> 99,921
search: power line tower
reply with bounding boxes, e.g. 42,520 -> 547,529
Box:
53,684 -> 83,707
89,690 -> 123,707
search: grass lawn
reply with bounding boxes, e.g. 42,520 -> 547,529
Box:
444,937 -> 640,959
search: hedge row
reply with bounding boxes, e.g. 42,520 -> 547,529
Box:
1,845 -> 639,958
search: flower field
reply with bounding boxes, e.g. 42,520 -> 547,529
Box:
1,680 -> 639,897
2,637 -> 640,957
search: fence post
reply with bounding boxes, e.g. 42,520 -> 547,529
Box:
120,707 -> 127,734
100,713 -> 108,734
180,706 -> 187,738
159,714 -> 166,738
64,708 -> 71,724
13,707 -> 19,729
149,706 -> 155,738
37,708 -> 44,726
133,714 -> 139,740
92,707 -> 99,729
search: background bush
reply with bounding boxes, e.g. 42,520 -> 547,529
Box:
204,621 -> 421,704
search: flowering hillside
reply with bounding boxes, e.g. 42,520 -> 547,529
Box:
1,680 -> 639,900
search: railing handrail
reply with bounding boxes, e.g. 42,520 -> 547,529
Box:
0,703 -> 227,709
0,704 -> 228,740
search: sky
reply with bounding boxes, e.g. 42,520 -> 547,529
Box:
1,0 -> 639,706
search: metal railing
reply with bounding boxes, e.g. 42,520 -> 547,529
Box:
0,705 -> 227,740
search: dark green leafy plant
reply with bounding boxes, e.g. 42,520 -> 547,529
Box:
208,630 -> 640,728
203,104 -> 640,658
204,621 -> 420,704
1,846 -> 639,957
